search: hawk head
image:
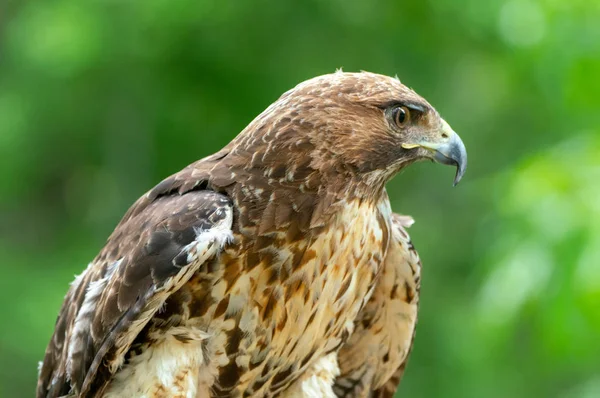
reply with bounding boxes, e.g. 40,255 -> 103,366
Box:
231,71 -> 466,195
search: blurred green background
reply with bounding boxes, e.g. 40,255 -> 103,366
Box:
1,0 -> 599,396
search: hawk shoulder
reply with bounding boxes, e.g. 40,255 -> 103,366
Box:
37,189 -> 233,398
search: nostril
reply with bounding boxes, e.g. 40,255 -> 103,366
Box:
441,132 -> 449,138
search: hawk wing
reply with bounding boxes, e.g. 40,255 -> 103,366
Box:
334,213 -> 421,398
37,188 -> 233,398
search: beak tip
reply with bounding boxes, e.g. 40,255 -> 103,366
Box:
448,132 -> 467,187
453,165 -> 465,186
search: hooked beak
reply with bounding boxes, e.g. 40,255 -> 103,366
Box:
402,120 -> 467,186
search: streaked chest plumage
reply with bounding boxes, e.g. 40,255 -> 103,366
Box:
111,197 -> 392,397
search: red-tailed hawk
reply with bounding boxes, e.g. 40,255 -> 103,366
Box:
37,71 -> 466,398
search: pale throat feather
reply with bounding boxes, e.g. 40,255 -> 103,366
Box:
272,195 -> 393,396
289,195 -> 392,347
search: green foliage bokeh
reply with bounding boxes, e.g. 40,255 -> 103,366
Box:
1,0 -> 599,396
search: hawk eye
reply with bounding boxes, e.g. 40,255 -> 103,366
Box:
392,106 -> 410,127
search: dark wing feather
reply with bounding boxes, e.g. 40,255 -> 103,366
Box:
334,213 -> 421,398
37,189 -> 233,398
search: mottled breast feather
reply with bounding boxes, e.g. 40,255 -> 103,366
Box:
333,214 -> 422,398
